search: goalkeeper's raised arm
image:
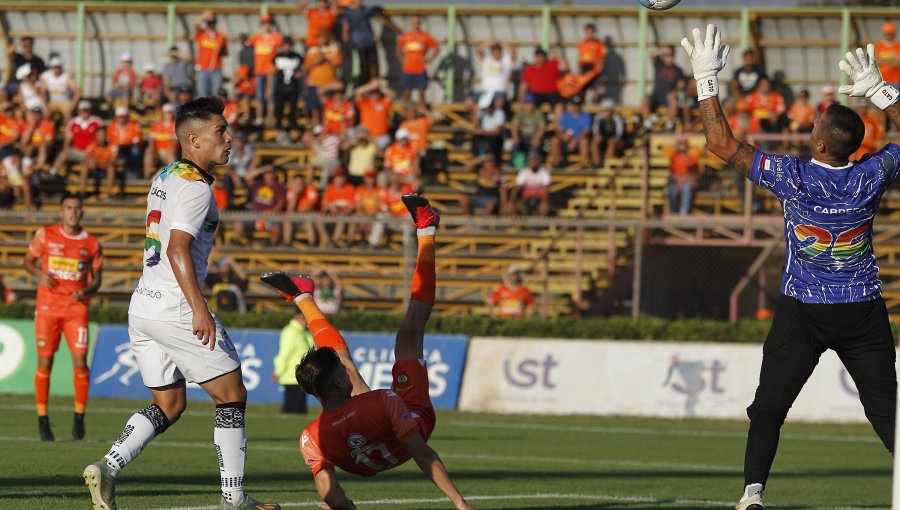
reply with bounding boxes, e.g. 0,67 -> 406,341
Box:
838,43 -> 900,144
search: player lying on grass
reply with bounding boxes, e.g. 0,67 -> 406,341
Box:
260,194 -> 474,510
682,24 -> 900,510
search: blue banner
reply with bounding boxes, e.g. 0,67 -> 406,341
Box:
89,325 -> 468,409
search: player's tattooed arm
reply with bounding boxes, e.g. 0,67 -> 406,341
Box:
698,97 -> 757,177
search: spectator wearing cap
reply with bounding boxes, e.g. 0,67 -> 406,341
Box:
510,153 -> 551,217
510,93 -> 546,167
460,154 -> 505,216
519,47 -> 566,112
341,0 -> 399,86
350,167 -> 383,248
107,106 -> 143,185
163,46 -> 194,106
383,128 -> 419,186
732,49 -> 767,96
321,166 -> 357,247
298,0 -> 338,49
192,9 -> 229,99
233,164 -> 287,245
641,45 -> 685,130
354,79 -> 393,149
249,14 -> 284,126
550,95 -> 591,168
80,129 -> 117,197
0,103 -> 25,159
578,24 -> 606,104
1,147 -> 34,208
283,172 -> 325,247
302,28 -> 342,128
273,36 -> 304,130
138,63 -> 163,108
397,103 -> 432,156
471,93 -> 506,161
5,37 -> 45,97
144,104 -> 178,178
591,98 -> 625,167
876,22 -> 900,89
488,265 -> 535,318
17,65 -> 46,115
343,127 -> 378,184
19,104 -> 54,169
397,15 -> 439,106
40,56 -> 80,121
816,85 -> 837,116
467,39 -> 515,112
108,53 -> 137,107
51,100 -> 101,175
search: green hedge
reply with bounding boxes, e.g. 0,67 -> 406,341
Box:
3,303 -> 896,344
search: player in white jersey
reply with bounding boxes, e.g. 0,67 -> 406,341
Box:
82,97 -> 280,510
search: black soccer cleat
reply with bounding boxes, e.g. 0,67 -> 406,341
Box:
259,271 -> 314,301
73,412 -> 85,440
401,194 -> 440,229
38,415 -> 55,441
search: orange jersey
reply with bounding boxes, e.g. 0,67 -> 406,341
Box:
398,31 -> 438,75
300,389 -> 420,477
853,113 -> 886,160
107,120 -> 142,147
249,31 -> 283,75
356,97 -> 391,138
305,7 -> 338,47
289,184 -> 321,212
195,29 -> 228,70
381,184 -> 414,217
384,143 -> 418,176
235,65 -> 256,96
26,119 -> 55,145
875,40 -> 900,84
398,117 -> 431,153
86,142 -> 117,168
745,91 -> 786,120
354,184 -> 384,215
304,45 -> 342,87
489,283 -> 534,318
149,119 -> 178,152
663,146 -> 702,175
322,182 -> 356,212
0,115 -> 23,146
323,98 -> 354,135
787,102 -> 816,130
578,39 -> 606,69
28,225 -> 103,315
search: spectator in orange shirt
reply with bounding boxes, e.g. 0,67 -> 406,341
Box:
107,52 -> 136,108
107,106 -> 143,183
234,60 -> 256,123
347,167 -> 382,247
488,265 -> 534,318
322,86 -> 355,135
284,172 -> 326,247
303,28 -> 342,128
143,103 -> 178,178
299,0 -> 338,48
876,22 -> 900,88
851,102 -> 886,161
665,138 -> 702,215
192,9 -> 229,99
249,14 -> 284,126
397,103 -> 432,155
578,23 -> 606,104
384,129 -> 419,185
397,16 -> 439,106
745,77 -> 786,133
728,99 -> 762,139
234,165 -> 287,245
354,79 -> 394,149
787,89 -> 816,134
369,172 -> 414,247
321,167 -> 356,247
19,105 -> 54,169
80,128 -> 118,197
0,103 -> 25,158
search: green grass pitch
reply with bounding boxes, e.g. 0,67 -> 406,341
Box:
1,393 -> 891,509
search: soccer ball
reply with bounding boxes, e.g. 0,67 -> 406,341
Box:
639,0 -> 681,10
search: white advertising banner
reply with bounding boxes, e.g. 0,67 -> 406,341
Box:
458,338 -> 895,423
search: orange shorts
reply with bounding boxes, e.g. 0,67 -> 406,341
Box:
35,311 -> 89,357
391,359 -> 436,441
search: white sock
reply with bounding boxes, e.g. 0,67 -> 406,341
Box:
742,483 -> 764,500
215,403 -> 247,505
293,293 -> 312,304
104,404 -> 170,477
417,226 -> 436,237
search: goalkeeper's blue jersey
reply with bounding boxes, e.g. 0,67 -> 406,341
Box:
749,143 -> 900,304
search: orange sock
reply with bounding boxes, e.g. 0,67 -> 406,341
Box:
298,297 -> 348,351
35,368 -> 50,416
411,233 -> 436,305
74,368 -> 89,414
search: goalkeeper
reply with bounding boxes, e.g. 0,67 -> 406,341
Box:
681,24 -> 899,510
260,194 -> 473,510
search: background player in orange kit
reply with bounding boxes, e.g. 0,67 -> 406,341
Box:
24,192 -> 103,441
260,194 -> 473,510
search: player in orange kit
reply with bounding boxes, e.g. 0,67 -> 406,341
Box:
24,192 -> 103,441
259,194 -> 473,510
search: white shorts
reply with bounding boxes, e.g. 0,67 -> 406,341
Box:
129,314 -> 241,387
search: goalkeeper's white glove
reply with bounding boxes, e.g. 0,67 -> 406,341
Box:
838,43 -> 899,110
680,24 -> 731,101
